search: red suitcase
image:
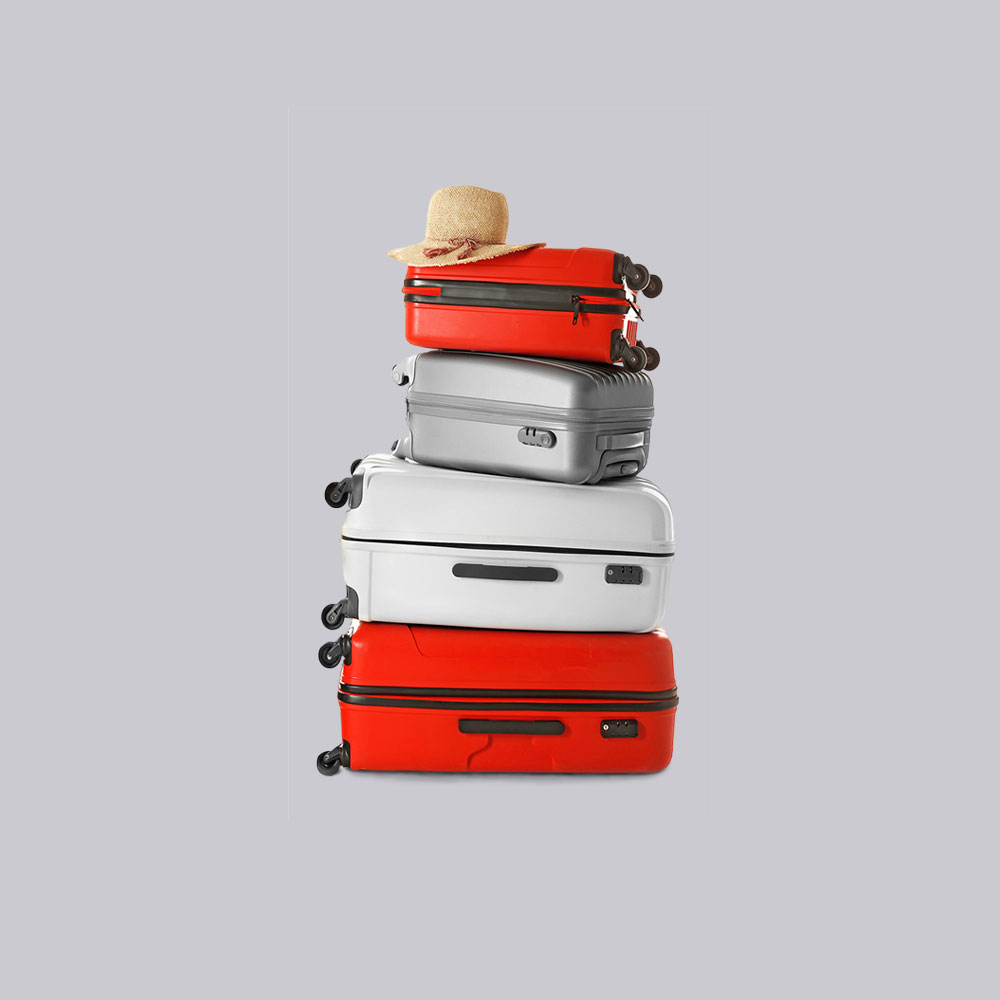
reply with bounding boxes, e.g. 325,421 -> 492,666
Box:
316,624 -> 678,775
401,247 -> 663,372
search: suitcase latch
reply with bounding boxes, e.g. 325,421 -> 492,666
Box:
518,427 -> 556,448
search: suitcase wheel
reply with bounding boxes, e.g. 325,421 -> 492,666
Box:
325,477 -> 351,508
622,343 -> 648,373
643,273 -> 663,298
637,341 -> 661,371
622,258 -> 651,293
350,458 -> 362,473
318,640 -> 340,668
610,331 -> 647,373
318,634 -> 351,668
321,600 -> 348,630
316,746 -> 343,776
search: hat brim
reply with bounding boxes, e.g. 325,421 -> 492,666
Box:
387,241 -> 546,267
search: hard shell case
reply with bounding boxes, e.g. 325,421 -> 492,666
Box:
318,623 -> 677,775
391,351 -> 654,484
325,454 -> 674,633
402,247 -> 660,371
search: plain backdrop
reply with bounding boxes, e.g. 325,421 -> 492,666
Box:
2,3 -> 997,998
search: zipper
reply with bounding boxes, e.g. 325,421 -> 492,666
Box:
403,278 -> 630,317
338,690 -> 679,713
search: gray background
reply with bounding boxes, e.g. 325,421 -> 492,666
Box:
3,3 -> 997,998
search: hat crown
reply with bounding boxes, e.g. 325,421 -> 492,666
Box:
424,186 -> 509,245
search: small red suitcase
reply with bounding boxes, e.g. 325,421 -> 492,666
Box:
402,247 -> 663,372
316,624 -> 677,775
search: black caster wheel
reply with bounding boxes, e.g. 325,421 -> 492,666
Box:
643,346 -> 661,371
622,344 -> 648,373
325,478 -> 349,508
625,261 -> 650,292
350,458 -> 362,473
643,274 -> 663,298
316,747 -> 342,775
321,601 -> 346,630
318,640 -> 344,668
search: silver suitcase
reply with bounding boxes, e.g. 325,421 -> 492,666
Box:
390,351 -> 654,484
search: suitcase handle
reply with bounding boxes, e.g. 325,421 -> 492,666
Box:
452,563 -> 558,582
598,430 -> 646,450
458,719 -> 565,735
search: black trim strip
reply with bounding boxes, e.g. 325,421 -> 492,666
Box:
405,294 -> 629,316
340,534 -> 674,559
403,278 -> 629,315
338,692 -> 679,712
341,683 -> 677,701
459,719 -> 565,735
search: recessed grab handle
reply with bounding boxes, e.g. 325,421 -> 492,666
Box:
599,430 -> 646,450
458,719 -> 565,735
452,563 -> 558,582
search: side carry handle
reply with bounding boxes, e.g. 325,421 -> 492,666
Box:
452,564 -> 558,582
458,720 -> 565,735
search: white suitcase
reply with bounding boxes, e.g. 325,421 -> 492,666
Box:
322,454 -> 674,633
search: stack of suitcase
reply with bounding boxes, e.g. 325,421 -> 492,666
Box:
317,247 -> 677,776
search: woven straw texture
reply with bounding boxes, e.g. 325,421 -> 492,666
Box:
388,185 -> 544,267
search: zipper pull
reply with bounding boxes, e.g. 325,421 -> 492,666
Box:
572,294 -> 582,325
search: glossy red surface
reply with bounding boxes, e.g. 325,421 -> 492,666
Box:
404,247 -> 638,363
339,624 -> 677,774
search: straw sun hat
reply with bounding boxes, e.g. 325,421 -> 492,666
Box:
388,186 -> 545,267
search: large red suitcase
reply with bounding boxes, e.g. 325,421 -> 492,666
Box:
316,624 -> 678,775
402,247 -> 663,372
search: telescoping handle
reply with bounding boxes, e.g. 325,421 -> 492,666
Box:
452,563 -> 558,582
458,719 -> 565,735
